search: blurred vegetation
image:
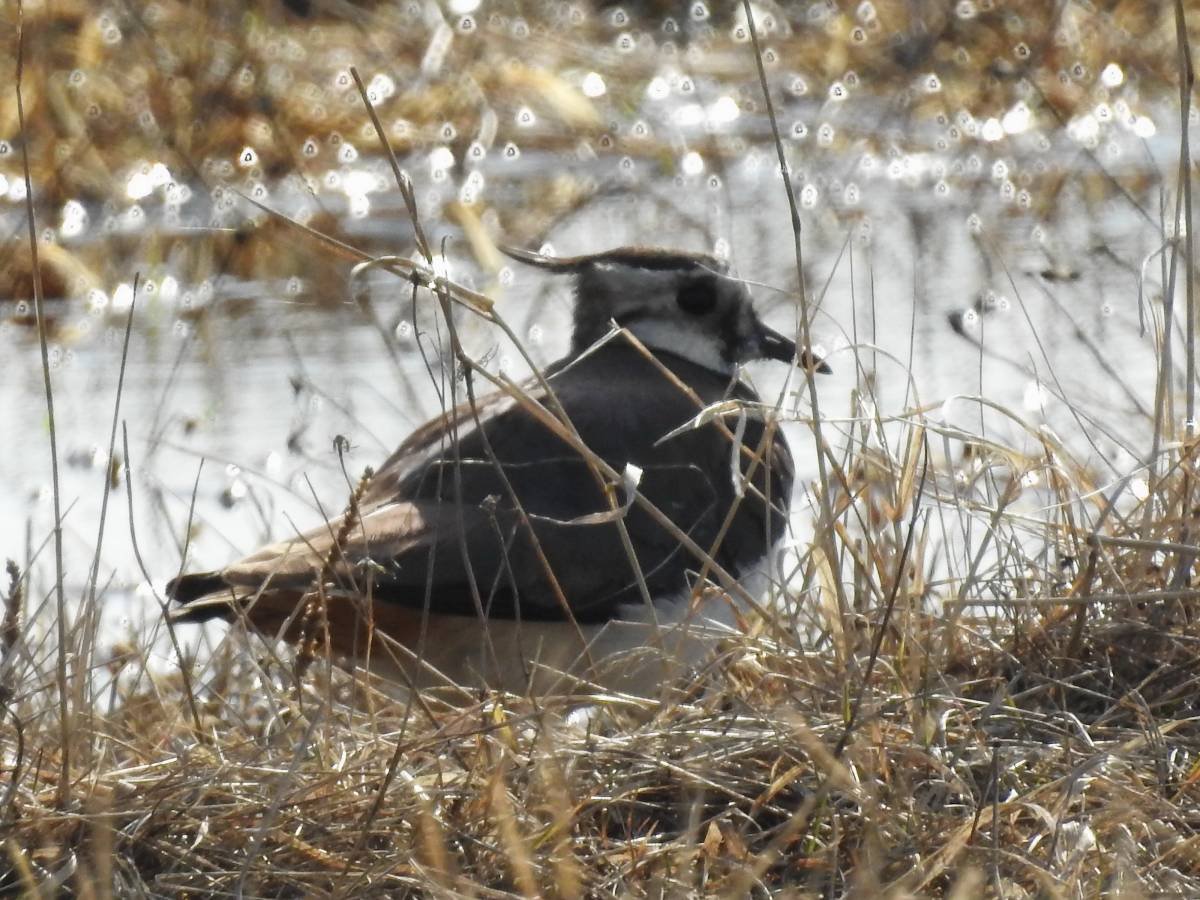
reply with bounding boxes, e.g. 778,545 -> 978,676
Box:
0,0 -> 1190,311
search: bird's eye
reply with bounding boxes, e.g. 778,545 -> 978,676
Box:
676,277 -> 718,315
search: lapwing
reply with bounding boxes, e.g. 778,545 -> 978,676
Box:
168,246 -> 830,695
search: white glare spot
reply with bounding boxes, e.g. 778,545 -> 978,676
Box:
112,282 -> 136,311
342,169 -> 377,197
429,146 -> 456,171
61,200 -> 87,236
646,76 -> 670,101
582,72 -> 607,98
126,171 -> 154,200
1133,116 -> 1156,138
981,118 -> 1004,141
1067,114 -> 1100,144
368,73 -> 396,100
707,96 -> 740,126
1101,63 -> 1124,87
681,151 -> 704,176
1001,102 -> 1031,134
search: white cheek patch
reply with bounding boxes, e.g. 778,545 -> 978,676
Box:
625,318 -> 733,375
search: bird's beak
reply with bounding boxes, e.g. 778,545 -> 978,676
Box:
758,323 -> 832,374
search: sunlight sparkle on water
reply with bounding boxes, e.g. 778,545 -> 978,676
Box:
708,96 -> 740,126
681,151 -> 704,176
1067,114 -> 1100,145
1132,116 -> 1156,138
160,276 -> 179,303
60,200 -> 87,238
341,169 -> 377,197
126,170 -> 154,201
1001,102 -> 1032,135
112,283 -> 136,311
367,73 -> 396,100
581,72 -> 606,98
429,146 -> 456,173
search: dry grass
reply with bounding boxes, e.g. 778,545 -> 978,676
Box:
5,390 -> 1200,895
5,1 -> 1200,897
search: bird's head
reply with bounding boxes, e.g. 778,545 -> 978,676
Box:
502,245 -> 830,376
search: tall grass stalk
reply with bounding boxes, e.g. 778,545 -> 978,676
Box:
15,0 -> 69,808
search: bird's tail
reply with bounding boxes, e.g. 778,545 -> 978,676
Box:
166,571 -> 236,622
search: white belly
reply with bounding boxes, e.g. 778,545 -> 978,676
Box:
357,577 -> 753,699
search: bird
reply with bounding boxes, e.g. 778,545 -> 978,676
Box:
168,246 -> 830,696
